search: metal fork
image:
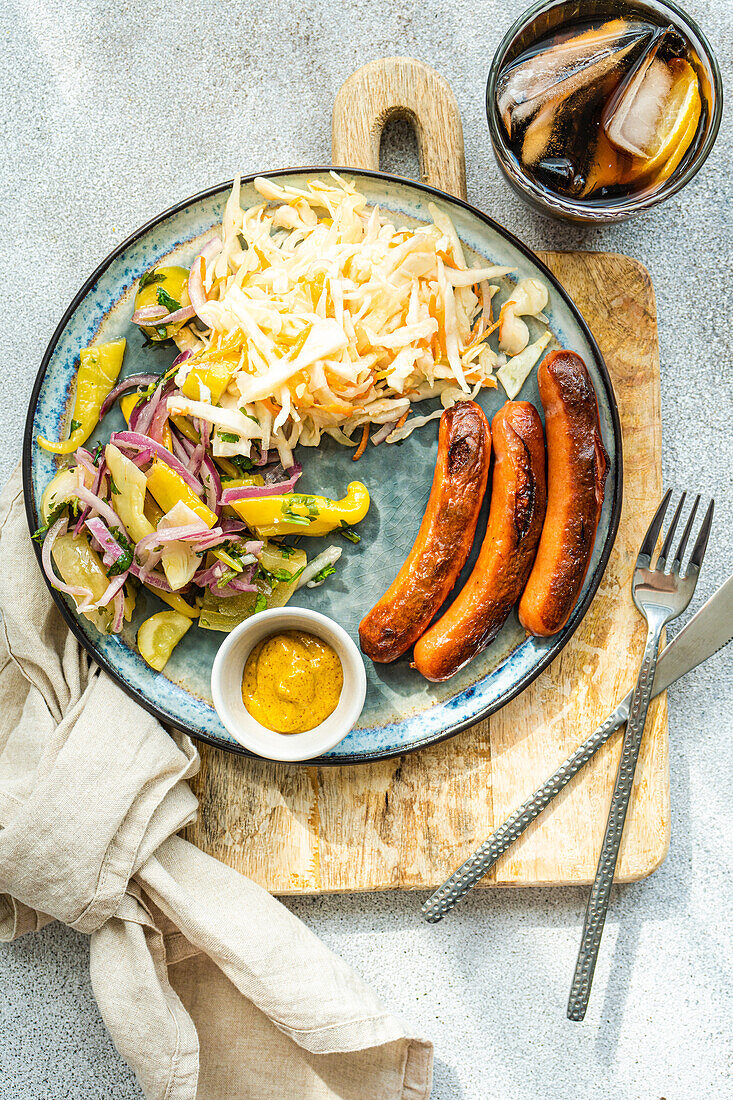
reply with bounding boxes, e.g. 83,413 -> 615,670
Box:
567,490 -> 714,1021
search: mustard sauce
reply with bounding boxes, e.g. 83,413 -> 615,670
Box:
242,630 -> 343,734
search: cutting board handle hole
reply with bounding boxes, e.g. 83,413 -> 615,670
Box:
379,111 -> 420,182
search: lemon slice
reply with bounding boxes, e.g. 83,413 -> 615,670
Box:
625,58 -> 701,184
138,610 -> 192,672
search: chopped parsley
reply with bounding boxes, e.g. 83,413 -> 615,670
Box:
137,365 -> 177,402
31,501 -> 70,542
280,495 -> 318,526
70,419 -> 82,434
310,563 -> 336,585
156,287 -> 181,313
255,562 -> 305,585
218,431 -> 240,444
92,441 -> 105,464
254,593 -> 268,614
139,270 -> 166,289
227,454 -> 255,474
215,547 -> 244,573
216,569 -> 239,588
109,475 -> 120,495
107,528 -> 134,576
339,521 -> 361,544
280,509 -> 312,527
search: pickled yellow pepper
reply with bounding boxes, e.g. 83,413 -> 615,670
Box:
38,339 -> 126,454
231,481 -> 369,537
145,460 -> 217,528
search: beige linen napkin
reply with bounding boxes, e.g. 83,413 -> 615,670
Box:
0,468 -> 432,1100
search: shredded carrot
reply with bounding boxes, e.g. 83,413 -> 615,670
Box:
353,423 -> 369,460
395,410 -> 409,430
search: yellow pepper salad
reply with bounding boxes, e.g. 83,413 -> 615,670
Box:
33,318 -> 369,670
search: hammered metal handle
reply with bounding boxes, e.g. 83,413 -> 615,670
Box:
422,700 -> 630,923
567,617 -> 664,1020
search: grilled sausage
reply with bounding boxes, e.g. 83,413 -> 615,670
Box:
413,401 -> 546,681
359,401 -> 491,663
518,350 -> 608,637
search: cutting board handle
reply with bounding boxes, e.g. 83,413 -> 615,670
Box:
332,57 -> 467,200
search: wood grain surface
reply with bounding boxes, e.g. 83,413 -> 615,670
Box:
332,57 -> 466,199
184,59 -> 669,892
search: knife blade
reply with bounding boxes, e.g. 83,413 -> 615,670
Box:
422,574 -> 733,923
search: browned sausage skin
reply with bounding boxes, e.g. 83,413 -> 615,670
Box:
413,401 -> 546,681
518,350 -> 608,637
358,401 -> 491,663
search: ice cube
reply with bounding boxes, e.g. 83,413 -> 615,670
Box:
605,57 -> 674,158
497,18 -> 654,141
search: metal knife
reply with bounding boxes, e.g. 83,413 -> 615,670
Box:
422,574 -> 733,924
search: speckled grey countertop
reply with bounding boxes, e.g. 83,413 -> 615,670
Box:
1,1 -> 731,1097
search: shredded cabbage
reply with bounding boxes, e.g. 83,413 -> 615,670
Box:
176,173 -> 548,459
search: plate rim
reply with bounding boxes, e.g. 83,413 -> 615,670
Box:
22,165 -> 624,766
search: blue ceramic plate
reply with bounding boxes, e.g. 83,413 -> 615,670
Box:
23,168 -> 622,764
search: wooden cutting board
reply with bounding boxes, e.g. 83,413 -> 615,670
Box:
184,59 -> 668,891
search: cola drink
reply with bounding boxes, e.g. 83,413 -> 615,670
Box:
496,15 -> 704,201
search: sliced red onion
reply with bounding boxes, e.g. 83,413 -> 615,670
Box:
132,304 -> 195,327
73,508 -> 89,539
219,483 -> 287,504
254,448 -> 269,466
160,305 -> 195,326
219,517 -> 248,534
111,431 -> 204,494
98,374 -> 159,420
220,466 -> 302,504
128,560 -> 173,591
85,517 -> 127,566
41,517 -> 94,608
70,487 -> 127,533
134,523 -> 208,561
173,429 -> 196,458
189,415 -> 211,478
132,305 -> 168,323
200,453 -> 222,516
193,561 -> 225,587
73,457 -> 107,537
220,577 -> 258,594
130,449 -> 155,468
186,529 -> 239,552
74,447 -> 96,477
188,238 -> 222,320
371,420 -> 398,446
129,380 -> 166,436
111,589 -> 125,632
147,398 -> 171,445
85,572 -> 129,612
90,458 -> 107,497
172,349 -> 193,368
193,558 -> 257,596
170,432 -> 192,466
244,540 -> 263,555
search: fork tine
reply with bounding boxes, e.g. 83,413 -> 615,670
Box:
685,498 -> 715,575
672,495 -> 700,570
655,492 -> 686,569
638,489 -> 672,562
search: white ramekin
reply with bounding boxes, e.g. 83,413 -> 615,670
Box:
210,607 -> 367,762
